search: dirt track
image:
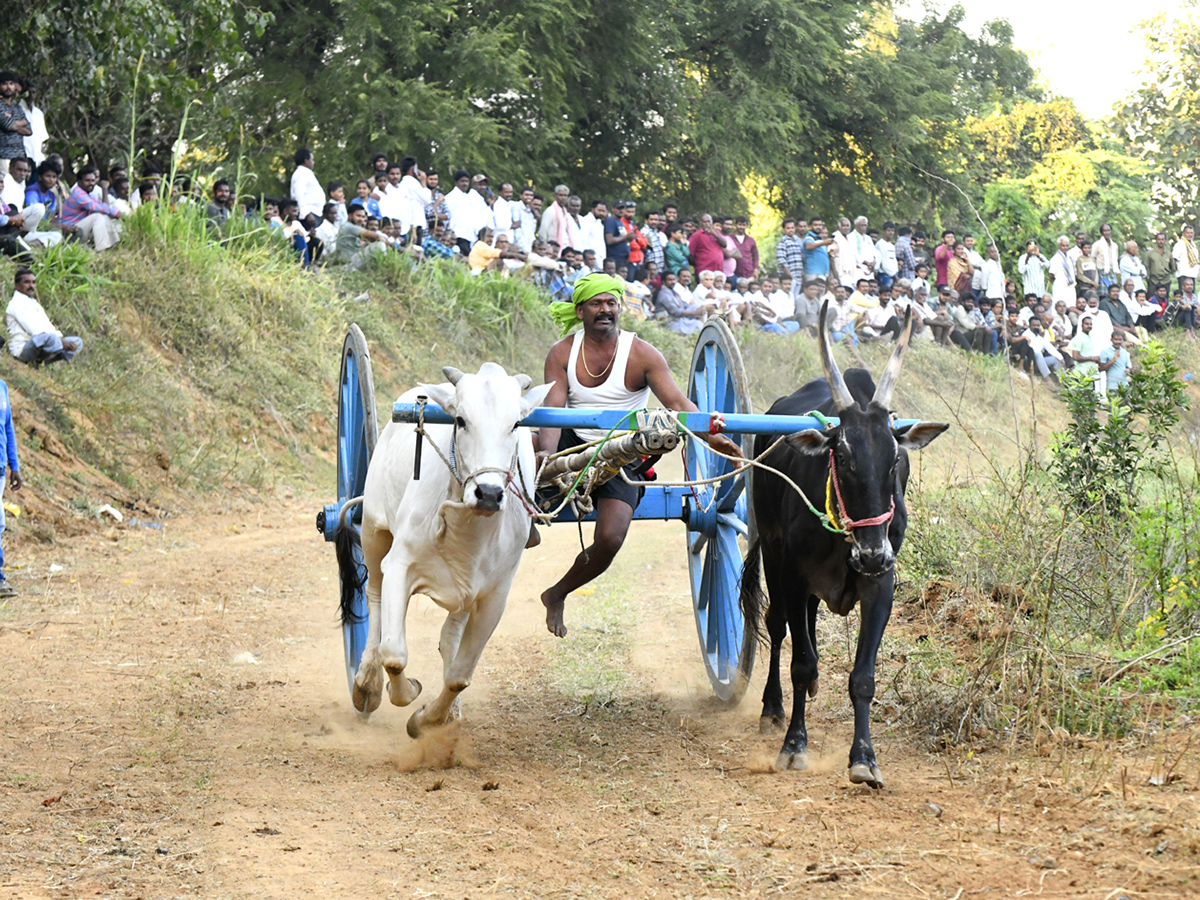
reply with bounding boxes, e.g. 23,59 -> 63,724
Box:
1,495 -> 1198,899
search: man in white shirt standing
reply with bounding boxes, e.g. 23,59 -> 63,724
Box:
964,234 -> 985,299
7,268 -> 81,365
375,162 -> 406,230
579,199 -> 608,262
874,222 -> 898,290
980,244 -> 1006,302
1093,222 -> 1120,289
851,216 -> 877,284
491,182 -> 519,242
1173,224 -> 1199,288
394,157 -> 431,240
442,169 -> 492,255
832,217 -> 856,289
538,184 -> 572,248
289,147 -> 325,232
513,186 -> 537,253
19,81 -> 47,165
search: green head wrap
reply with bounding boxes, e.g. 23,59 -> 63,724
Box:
549,273 -> 627,336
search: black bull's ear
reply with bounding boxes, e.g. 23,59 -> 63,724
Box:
786,429 -> 834,455
895,421 -> 949,451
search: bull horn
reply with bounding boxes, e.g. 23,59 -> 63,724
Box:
872,306 -> 914,409
514,373 -> 533,390
819,298 -> 856,410
442,366 -> 465,385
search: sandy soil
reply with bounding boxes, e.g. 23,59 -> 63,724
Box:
1,495 -> 1198,900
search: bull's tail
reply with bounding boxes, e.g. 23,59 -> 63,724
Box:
740,538 -> 767,648
334,499 -> 368,627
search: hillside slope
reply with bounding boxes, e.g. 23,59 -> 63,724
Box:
2,211 -> 1197,543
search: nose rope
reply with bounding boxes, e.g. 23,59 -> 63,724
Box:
827,449 -> 895,532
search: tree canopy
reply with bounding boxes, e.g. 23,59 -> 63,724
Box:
8,0 -> 1146,237
1115,6 -> 1200,230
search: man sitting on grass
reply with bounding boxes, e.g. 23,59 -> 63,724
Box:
6,268 -> 82,365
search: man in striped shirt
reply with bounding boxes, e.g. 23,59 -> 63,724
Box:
775,218 -> 805,299
61,165 -> 122,251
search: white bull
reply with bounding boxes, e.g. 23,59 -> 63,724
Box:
335,362 -> 553,736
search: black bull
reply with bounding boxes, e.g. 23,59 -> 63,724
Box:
740,302 -> 947,788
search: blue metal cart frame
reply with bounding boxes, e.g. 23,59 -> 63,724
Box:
318,321 -> 914,705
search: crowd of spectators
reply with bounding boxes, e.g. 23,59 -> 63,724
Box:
4,64 -> 1200,395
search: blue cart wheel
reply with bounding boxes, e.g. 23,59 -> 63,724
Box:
337,324 -> 378,697
685,319 -> 755,704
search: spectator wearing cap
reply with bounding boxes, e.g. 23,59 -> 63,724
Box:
367,152 -> 388,182
538,183 -> 572,249
443,170 -> 492,256
289,147 -> 325,230
0,72 -> 31,182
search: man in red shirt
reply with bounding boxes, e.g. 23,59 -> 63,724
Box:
688,213 -> 728,274
934,230 -> 955,288
730,216 -> 759,285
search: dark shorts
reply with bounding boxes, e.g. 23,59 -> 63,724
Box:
538,428 -> 645,512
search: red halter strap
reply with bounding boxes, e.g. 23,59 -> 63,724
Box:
828,449 -> 895,531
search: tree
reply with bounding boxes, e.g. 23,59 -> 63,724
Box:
1115,6 -> 1200,229
1,0 -> 269,171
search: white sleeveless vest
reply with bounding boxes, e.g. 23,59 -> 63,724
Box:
566,330 -> 652,441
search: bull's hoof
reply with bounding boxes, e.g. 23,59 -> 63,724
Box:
849,762 -> 885,789
807,673 -> 820,698
406,706 -> 427,739
775,751 -> 807,771
759,715 -> 785,734
352,679 -> 382,715
387,677 -> 422,707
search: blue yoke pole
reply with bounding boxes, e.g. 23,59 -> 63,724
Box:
392,402 -> 919,435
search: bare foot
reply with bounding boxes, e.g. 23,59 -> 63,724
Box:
541,589 -> 568,637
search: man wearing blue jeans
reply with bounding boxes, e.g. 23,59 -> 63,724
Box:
0,376 -> 21,597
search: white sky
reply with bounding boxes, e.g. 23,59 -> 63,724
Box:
898,1 -> 1181,119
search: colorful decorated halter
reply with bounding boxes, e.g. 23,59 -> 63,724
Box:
825,448 -> 895,533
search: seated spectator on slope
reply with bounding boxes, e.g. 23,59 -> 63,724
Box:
653,272 -> 707,335
1099,282 -> 1141,345
1,156 -> 48,248
1175,277 -> 1197,338
61,165 -> 122,251
794,278 -> 824,335
313,201 -> 341,255
355,179 -> 381,219
7,268 -> 82,365
137,181 -> 157,206
421,222 -> 458,260
1068,314 -> 1103,394
108,177 -> 133,216
206,179 -> 233,233
330,203 -> 389,270
327,181 -> 347,226
468,227 -> 525,274
19,160 -> 62,247
1022,316 -> 1064,383
278,198 -> 311,263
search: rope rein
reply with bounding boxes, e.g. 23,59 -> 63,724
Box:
406,404 -> 893,539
